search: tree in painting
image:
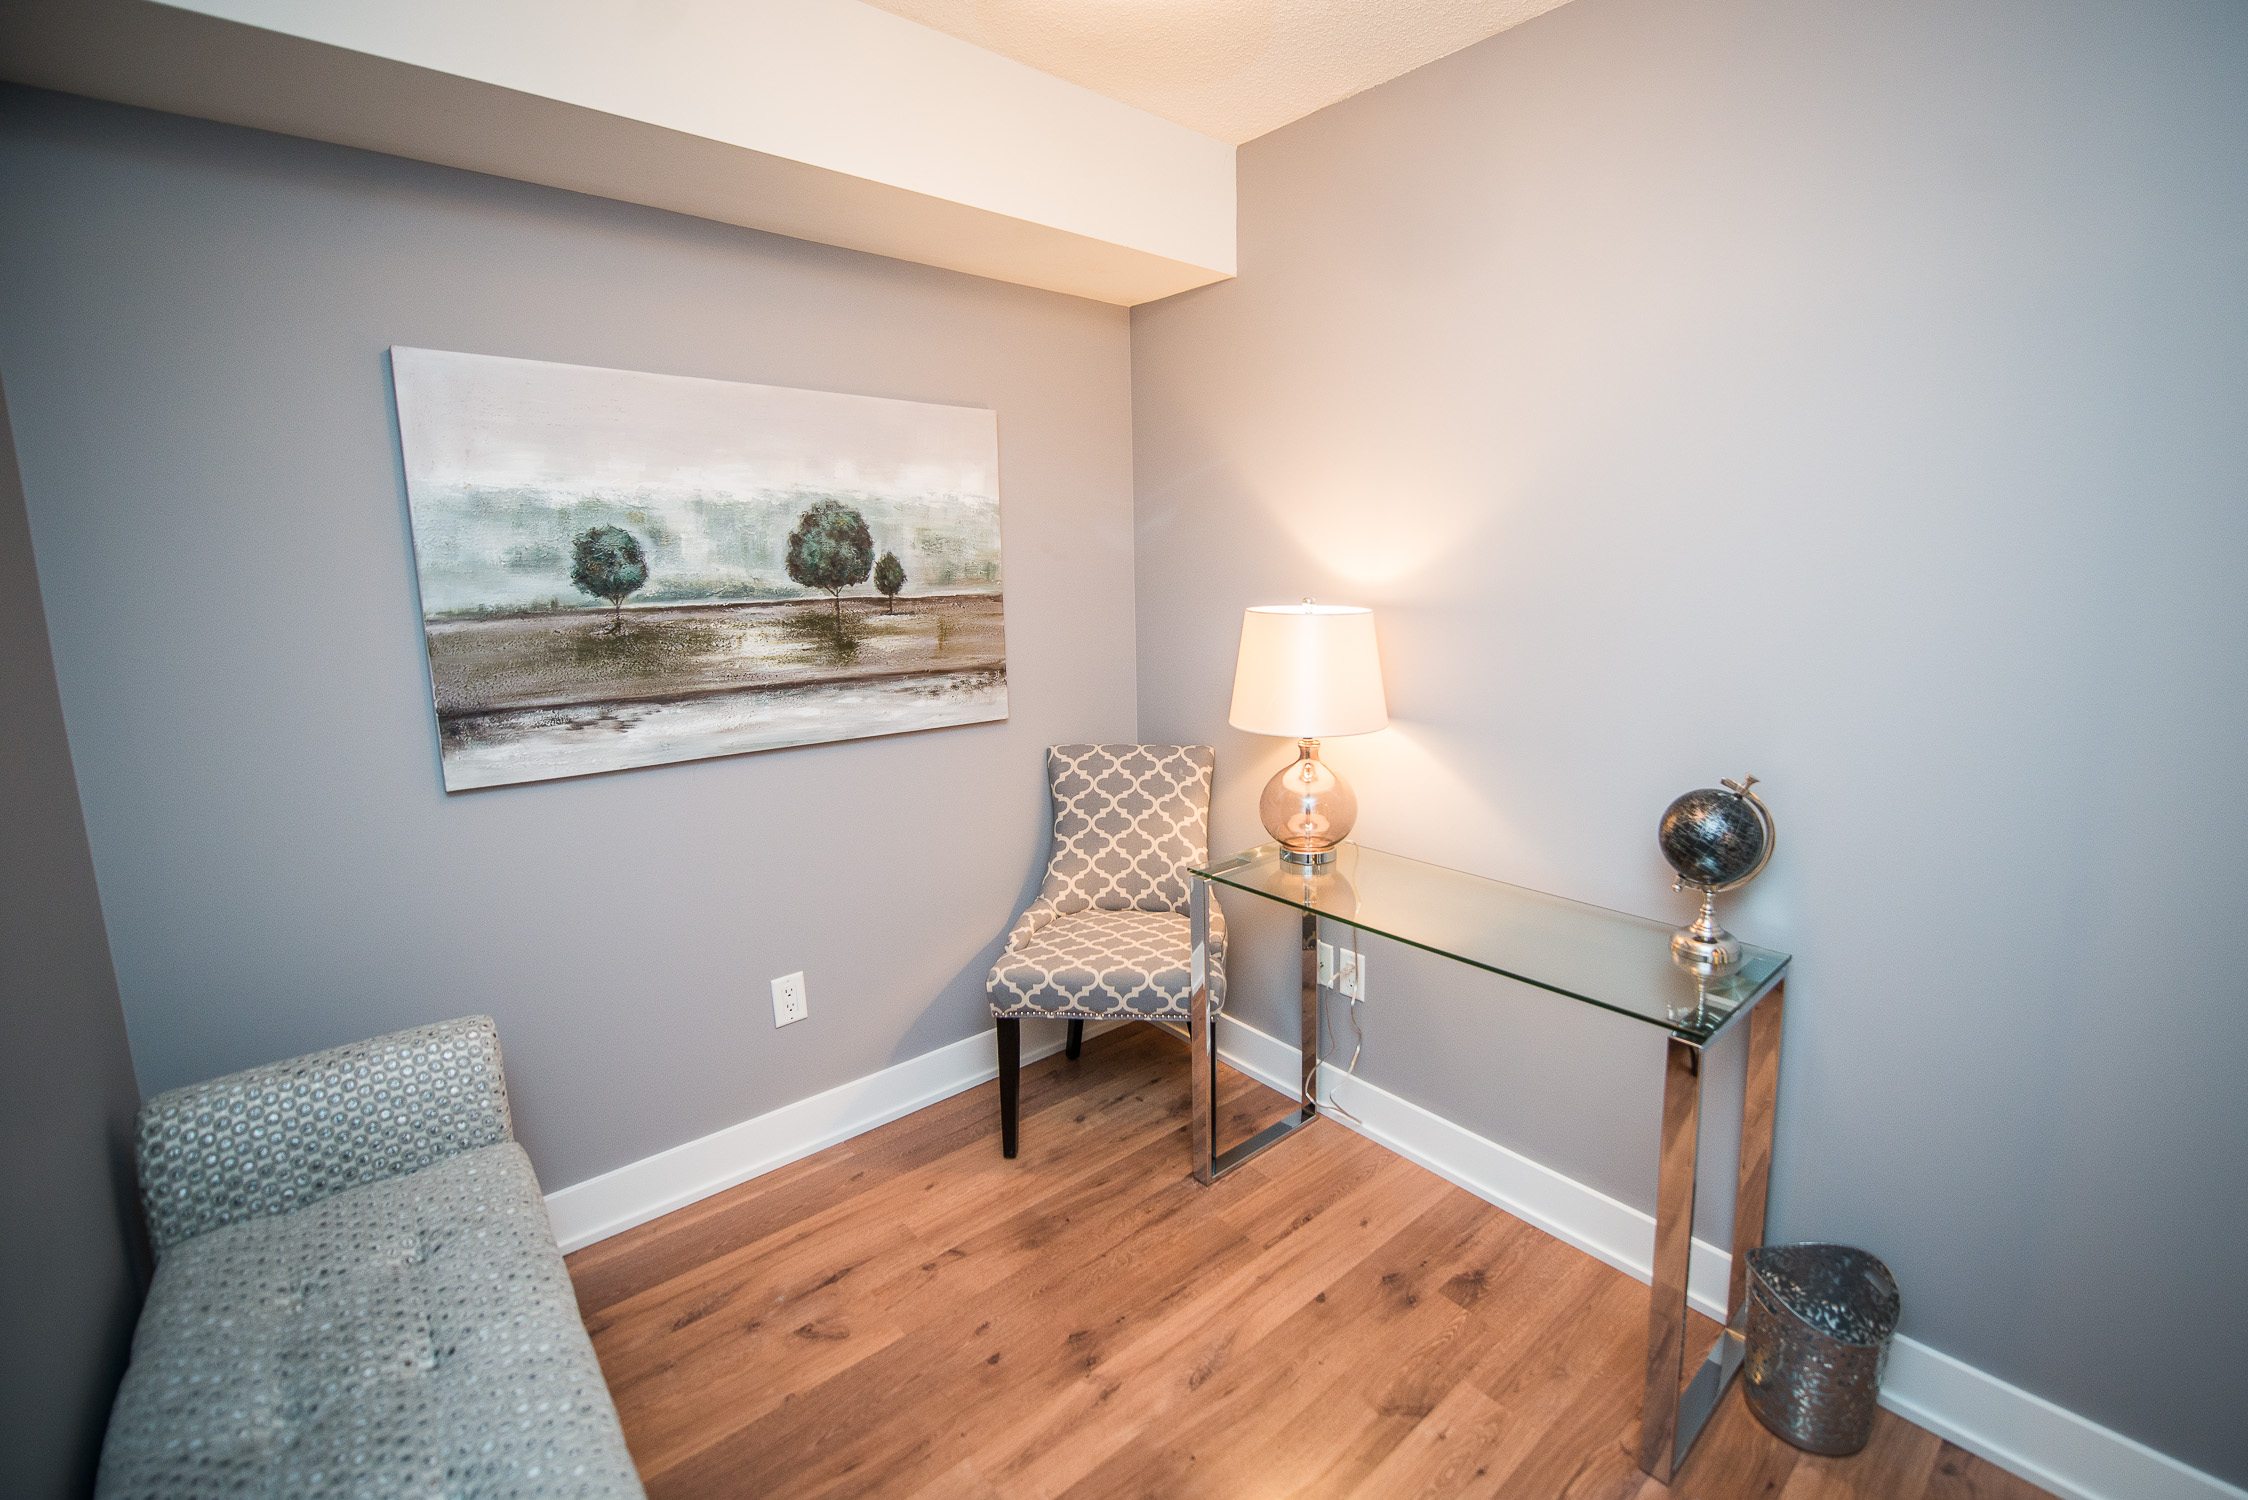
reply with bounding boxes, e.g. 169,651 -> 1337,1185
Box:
786,500 -> 874,620
570,525 -> 648,633
874,551 -> 906,613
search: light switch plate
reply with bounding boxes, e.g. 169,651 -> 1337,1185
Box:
771,971 -> 808,1027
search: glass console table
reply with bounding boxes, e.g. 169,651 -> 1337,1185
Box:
1187,841 -> 1791,1485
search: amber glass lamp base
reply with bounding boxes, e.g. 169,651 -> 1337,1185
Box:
1259,739 -> 1357,865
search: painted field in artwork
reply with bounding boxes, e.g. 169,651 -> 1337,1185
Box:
390,348 -> 1006,790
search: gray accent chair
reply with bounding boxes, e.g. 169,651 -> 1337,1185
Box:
986,743 -> 1226,1156
97,1016 -> 643,1499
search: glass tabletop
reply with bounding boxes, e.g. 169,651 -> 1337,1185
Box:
1195,843 -> 1789,1046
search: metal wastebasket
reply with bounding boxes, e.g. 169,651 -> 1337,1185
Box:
1741,1243 -> 1901,1456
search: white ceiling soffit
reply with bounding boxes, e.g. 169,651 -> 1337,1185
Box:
857,0 -> 1581,144
0,0 -> 1237,306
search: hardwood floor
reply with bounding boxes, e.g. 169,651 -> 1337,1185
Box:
568,1026 -> 2047,1500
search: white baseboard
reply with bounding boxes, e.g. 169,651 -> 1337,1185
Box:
1212,1014 -> 2246,1500
1876,1339 -> 2246,1500
544,1017 -> 1107,1254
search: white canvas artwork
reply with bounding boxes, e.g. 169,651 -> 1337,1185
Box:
390,348 -> 1006,791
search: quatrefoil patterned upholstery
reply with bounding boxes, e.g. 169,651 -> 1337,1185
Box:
988,744 -> 1226,1020
98,1017 -> 644,1499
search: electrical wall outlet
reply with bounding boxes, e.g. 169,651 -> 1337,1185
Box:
770,971 -> 808,1027
1320,938 -> 1368,1000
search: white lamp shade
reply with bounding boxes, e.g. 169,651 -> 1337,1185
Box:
1227,603 -> 1388,739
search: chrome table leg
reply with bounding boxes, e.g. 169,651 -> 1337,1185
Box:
1730,983 -> 1785,1319
1639,977 -> 1787,1483
1188,879 -> 1320,1184
1190,877 -> 1216,1185
1641,1033 -> 1704,1480
1298,911 -> 1320,1113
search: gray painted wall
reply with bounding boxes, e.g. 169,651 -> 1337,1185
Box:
0,376 -> 145,1497
0,86 -> 1138,1191
1132,0 -> 2247,1484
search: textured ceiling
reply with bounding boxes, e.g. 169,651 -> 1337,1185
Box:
859,0 -> 1579,144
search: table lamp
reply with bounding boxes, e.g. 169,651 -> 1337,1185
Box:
1228,602 -> 1388,865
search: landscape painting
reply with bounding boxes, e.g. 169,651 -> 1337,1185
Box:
390,348 -> 1006,791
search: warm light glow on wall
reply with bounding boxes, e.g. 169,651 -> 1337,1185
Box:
1251,470 -> 1514,591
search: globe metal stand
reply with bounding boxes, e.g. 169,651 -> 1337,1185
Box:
1670,884 -> 1744,978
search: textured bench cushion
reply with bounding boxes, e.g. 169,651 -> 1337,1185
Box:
135,1016 -> 513,1255
98,1142 -> 641,1499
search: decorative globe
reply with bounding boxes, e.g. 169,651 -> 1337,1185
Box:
1659,785 -> 1770,891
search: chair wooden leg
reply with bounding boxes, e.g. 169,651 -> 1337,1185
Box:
996,1017 -> 1021,1158
1065,1019 -> 1083,1060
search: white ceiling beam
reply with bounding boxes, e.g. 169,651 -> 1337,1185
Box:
0,0 -> 1237,305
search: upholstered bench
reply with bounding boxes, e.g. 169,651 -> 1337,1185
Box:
96,1016 -> 642,1499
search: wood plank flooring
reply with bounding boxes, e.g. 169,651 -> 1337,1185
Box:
568,1025 -> 2047,1500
